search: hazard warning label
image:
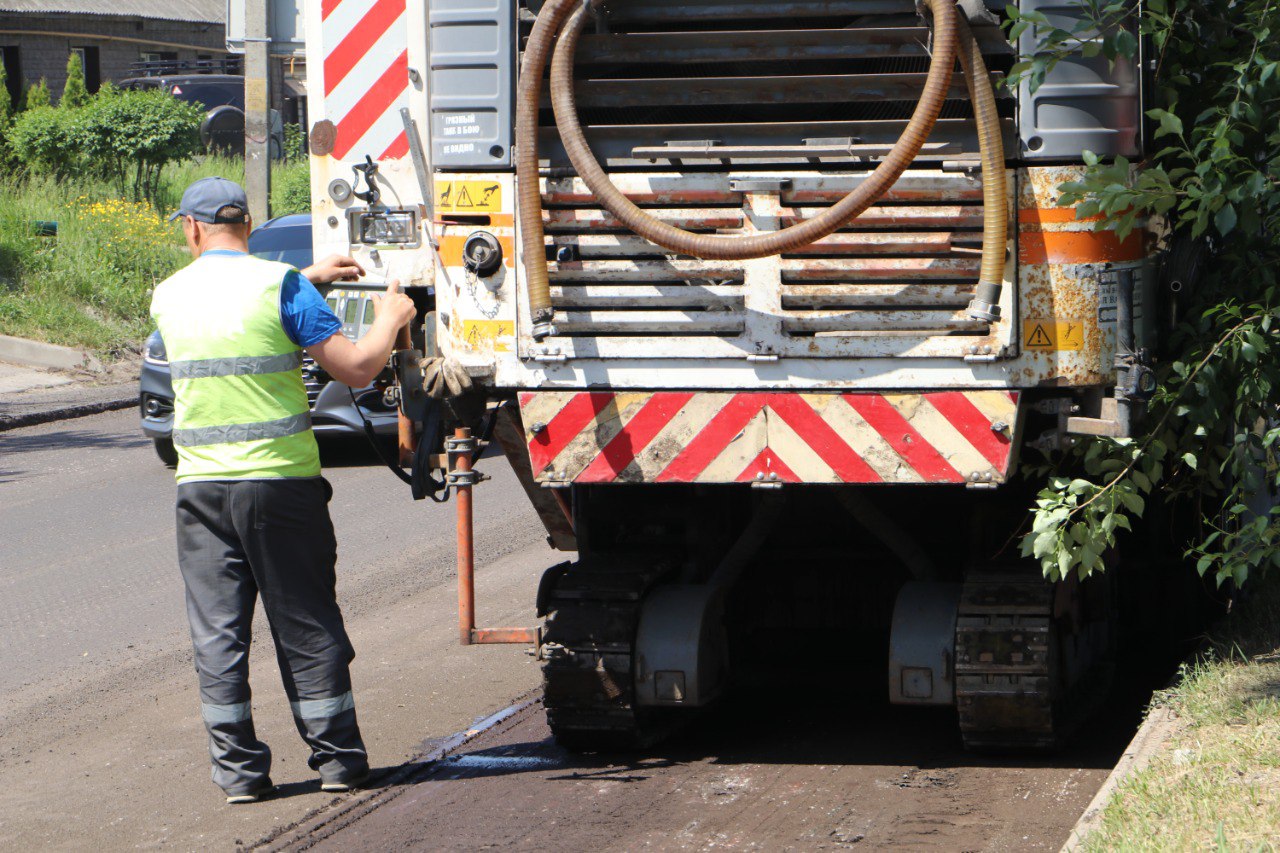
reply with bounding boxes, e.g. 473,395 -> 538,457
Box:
459,319 -> 514,353
1023,320 -> 1085,351
435,180 -> 503,213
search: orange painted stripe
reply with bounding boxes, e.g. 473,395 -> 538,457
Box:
438,234 -> 516,268
1018,207 -> 1105,225
1018,230 -> 1146,265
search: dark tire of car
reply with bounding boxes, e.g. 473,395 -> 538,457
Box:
202,105 -> 246,156
153,437 -> 179,467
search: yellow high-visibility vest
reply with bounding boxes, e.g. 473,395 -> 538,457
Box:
151,253 -> 319,483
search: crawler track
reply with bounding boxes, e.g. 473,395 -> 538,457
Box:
539,560 -> 668,749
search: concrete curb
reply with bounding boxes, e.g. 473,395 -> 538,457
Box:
0,392 -> 136,432
0,334 -> 102,373
1060,705 -> 1181,851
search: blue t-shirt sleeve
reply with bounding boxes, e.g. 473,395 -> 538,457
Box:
280,270 -> 343,348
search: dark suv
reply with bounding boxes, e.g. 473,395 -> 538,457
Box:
117,74 -> 284,158
140,214 -> 398,465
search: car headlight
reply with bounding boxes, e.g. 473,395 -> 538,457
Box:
144,330 -> 168,365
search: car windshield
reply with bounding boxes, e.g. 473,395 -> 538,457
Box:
249,223 -> 312,270
169,81 -> 243,111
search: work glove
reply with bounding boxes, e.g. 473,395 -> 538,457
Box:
422,356 -> 473,399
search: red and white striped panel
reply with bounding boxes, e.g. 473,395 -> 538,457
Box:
319,0 -> 409,161
519,392 -> 1020,486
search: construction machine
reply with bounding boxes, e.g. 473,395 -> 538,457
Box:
306,0 -> 1171,749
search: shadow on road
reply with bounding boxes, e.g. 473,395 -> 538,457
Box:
0,426 -> 150,483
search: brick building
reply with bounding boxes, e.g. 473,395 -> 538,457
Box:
0,1 -> 230,102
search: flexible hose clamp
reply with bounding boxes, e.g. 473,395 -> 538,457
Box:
967,280 -> 1003,322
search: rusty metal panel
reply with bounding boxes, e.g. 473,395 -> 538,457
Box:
550,284 -> 745,309
781,284 -> 974,309
543,208 -> 745,232
1012,164 -> 1155,389
780,257 -> 982,281
518,390 -> 1021,486
782,309 -> 986,334
548,260 -> 745,282
557,311 -> 745,335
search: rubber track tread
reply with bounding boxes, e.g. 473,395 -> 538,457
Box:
541,563 -> 668,750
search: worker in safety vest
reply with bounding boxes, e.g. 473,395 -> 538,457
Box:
151,177 -> 417,804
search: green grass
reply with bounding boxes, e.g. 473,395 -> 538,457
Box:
1082,579 -> 1280,851
0,155 -> 312,359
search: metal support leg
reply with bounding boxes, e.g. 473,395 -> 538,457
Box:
450,427 -> 541,647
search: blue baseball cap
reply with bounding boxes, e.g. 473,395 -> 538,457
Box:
169,177 -> 250,223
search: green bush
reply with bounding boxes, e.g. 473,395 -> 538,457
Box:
77,89 -> 203,200
0,61 -> 12,123
61,53 -> 90,109
8,107 -> 79,177
283,122 -> 305,162
25,78 -> 50,109
1012,0 -> 1280,589
270,159 -> 311,215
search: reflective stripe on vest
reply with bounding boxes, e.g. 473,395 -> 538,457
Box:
151,254 -> 319,482
169,351 -> 303,380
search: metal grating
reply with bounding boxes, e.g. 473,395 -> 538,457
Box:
524,0 -> 1016,359
540,172 -> 1010,358
525,0 -> 1015,171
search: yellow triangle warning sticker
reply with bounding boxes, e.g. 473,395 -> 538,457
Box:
1023,319 -> 1084,351
434,179 -> 503,213
1026,323 -> 1054,348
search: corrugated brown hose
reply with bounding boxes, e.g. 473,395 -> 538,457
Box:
516,0 -> 1004,337
956,16 -> 1008,321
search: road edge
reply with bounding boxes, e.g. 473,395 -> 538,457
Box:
248,694 -> 542,852
1059,704 -> 1181,851
0,393 -> 136,432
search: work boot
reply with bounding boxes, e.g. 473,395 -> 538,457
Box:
225,783 -> 276,805
320,769 -> 370,793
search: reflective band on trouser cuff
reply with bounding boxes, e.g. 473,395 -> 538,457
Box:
290,691 -> 355,720
202,700 -> 252,725
172,411 -> 312,448
170,351 -> 303,380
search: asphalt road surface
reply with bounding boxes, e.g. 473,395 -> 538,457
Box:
285,697 -> 1130,852
0,409 -> 1137,851
0,409 -> 550,849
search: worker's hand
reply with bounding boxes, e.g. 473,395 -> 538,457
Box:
371,278 -> 417,329
301,254 -> 365,284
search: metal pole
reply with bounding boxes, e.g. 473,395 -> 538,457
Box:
454,427 -> 476,646
244,0 -> 271,225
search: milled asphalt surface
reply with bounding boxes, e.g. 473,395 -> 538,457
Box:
0,408 -> 553,849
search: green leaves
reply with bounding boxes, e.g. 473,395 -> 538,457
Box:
8,86 -> 202,201
1022,305 -> 1280,589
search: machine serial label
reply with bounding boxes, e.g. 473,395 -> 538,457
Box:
1023,320 -> 1084,351
435,180 -> 503,213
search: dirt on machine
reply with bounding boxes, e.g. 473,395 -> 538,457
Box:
304,0 -> 1199,752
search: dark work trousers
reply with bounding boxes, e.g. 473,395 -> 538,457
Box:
176,477 -> 368,796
